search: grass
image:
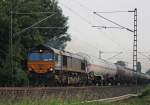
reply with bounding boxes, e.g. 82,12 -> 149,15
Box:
0,85 -> 150,105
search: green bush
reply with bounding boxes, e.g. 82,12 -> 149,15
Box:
139,84 -> 150,98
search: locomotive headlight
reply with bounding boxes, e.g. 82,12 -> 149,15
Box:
50,68 -> 53,71
40,49 -> 43,52
28,68 -> 32,71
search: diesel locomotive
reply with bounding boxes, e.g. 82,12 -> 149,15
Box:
27,44 -> 150,86
27,44 -> 88,86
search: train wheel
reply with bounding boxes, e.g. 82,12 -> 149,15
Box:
93,76 -> 101,86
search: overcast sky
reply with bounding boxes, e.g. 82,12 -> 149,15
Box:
57,0 -> 150,72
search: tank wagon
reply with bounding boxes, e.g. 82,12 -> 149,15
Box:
115,65 -> 134,85
27,44 -> 150,86
87,57 -> 117,85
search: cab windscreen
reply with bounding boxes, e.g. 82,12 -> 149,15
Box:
28,52 -> 54,61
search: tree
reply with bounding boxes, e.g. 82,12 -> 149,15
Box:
0,0 -> 70,86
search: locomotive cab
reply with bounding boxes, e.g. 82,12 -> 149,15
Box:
27,45 -> 55,74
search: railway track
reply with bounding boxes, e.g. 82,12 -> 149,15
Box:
0,86 -> 141,101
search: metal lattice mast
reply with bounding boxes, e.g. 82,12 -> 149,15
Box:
133,8 -> 138,93
133,8 -> 137,72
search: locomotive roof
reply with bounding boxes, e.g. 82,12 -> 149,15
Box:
30,44 -> 85,60
30,44 -> 53,51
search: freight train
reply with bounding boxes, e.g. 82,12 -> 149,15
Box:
27,44 -> 150,86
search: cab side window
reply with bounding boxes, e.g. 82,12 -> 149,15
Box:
63,55 -> 67,66
81,61 -> 86,70
55,54 -> 58,61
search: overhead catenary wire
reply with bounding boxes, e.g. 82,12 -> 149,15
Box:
59,2 -> 142,65
92,10 -> 137,64
69,0 -> 93,12
92,12 -> 131,52
68,19 -> 128,61
94,11 -> 130,14
93,26 -> 124,29
59,1 -> 106,58
95,27 -> 131,53
13,12 -> 56,15
106,52 -> 123,60
33,27 -> 66,29
15,13 -> 56,35
66,28 -> 100,53
59,2 -> 93,26
138,52 -> 150,61
68,0 -> 133,32
91,9 -> 133,53
59,1 -> 150,72
59,1 -> 132,62
64,23 -> 111,61
59,0 -> 130,52
58,1 -> 138,66
58,2 -> 102,53
93,12 -> 134,32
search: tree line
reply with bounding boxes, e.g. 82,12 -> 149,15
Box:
0,0 -> 70,86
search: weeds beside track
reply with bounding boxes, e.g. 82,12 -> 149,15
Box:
0,86 -> 140,101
